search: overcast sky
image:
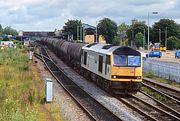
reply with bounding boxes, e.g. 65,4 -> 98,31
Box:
0,0 -> 179,31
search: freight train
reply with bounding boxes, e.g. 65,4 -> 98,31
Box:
39,38 -> 142,95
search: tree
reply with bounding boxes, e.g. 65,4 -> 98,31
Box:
3,26 -> 18,35
63,19 -> 82,40
152,19 -> 180,46
0,24 -> 2,36
127,19 -> 147,47
118,22 -> 129,46
135,32 -> 144,48
167,36 -> 180,50
97,18 -> 117,44
112,36 -> 120,45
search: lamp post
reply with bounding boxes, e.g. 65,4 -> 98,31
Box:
147,12 -> 158,52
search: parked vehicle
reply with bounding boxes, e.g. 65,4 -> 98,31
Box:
153,43 -> 166,51
146,50 -> 162,58
175,50 -> 180,59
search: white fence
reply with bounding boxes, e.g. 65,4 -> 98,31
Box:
143,60 -> 180,83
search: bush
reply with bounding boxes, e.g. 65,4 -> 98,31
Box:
167,36 -> 180,50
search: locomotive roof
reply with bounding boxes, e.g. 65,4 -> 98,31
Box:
82,43 -> 124,55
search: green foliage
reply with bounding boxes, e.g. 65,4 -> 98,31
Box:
135,32 -> 144,48
112,36 -> 120,45
0,48 -> 39,121
141,87 -> 171,103
152,19 -> 180,46
127,19 -> 147,46
118,22 -> 129,33
97,18 -> 118,44
118,23 -> 129,46
124,39 -> 129,46
2,37 -> 9,41
0,24 -> 17,37
167,36 -> 180,50
143,71 -> 155,78
3,26 -> 18,36
63,19 -> 82,40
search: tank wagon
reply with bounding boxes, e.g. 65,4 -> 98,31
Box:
41,38 -> 142,94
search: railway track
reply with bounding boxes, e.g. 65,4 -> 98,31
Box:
34,47 -> 122,121
141,77 -> 180,113
33,42 -> 180,121
117,93 -> 180,121
143,77 -> 180,101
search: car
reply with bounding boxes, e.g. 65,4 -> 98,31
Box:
146,50 -> 162,58
175,50 -> 180,59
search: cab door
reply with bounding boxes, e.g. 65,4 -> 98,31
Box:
105,55 -> 110,78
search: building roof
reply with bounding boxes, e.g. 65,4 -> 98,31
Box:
82,23 -> 96,30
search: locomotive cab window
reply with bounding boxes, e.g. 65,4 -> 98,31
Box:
113,55 -> 127,66
128,56 -> 141,66
113,54 -> 141,67
83,51 -> 87,65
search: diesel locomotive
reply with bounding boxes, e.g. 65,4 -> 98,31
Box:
40,38 -> 142,94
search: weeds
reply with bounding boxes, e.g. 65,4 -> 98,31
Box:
0,47 -> 37,120
141,87 -> 172,103
0,47 -> 63,121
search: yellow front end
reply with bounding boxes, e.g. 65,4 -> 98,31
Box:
110,66 -> 142,82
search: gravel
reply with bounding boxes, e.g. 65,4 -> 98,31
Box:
34,57 -> 92,121
47,50 -> 142,121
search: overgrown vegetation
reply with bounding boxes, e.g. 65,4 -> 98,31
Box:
141,87 -> 172,103
0,47 -> 63,121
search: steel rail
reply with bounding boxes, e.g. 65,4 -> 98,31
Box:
34,50 -> 122,121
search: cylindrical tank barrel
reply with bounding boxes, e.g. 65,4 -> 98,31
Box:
60,41 -> 71,55
67,43 -> 85,62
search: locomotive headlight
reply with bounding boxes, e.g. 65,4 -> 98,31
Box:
137,76 -> 141,79
113,75 -> 116,78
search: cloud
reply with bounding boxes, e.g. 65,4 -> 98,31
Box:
0,0 -> 179,31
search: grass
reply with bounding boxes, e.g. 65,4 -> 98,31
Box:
141,86 -> 172,103
0,47 -> 64,121
143,71 -> 180,88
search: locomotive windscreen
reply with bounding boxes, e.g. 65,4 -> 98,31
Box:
113,55 -> 141,67
128,56 -> 141,66
113,47 -> 141,67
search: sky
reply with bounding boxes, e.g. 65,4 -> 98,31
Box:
0,0 -> 179,31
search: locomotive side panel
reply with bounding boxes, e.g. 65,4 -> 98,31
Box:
81,49 -> 111,80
